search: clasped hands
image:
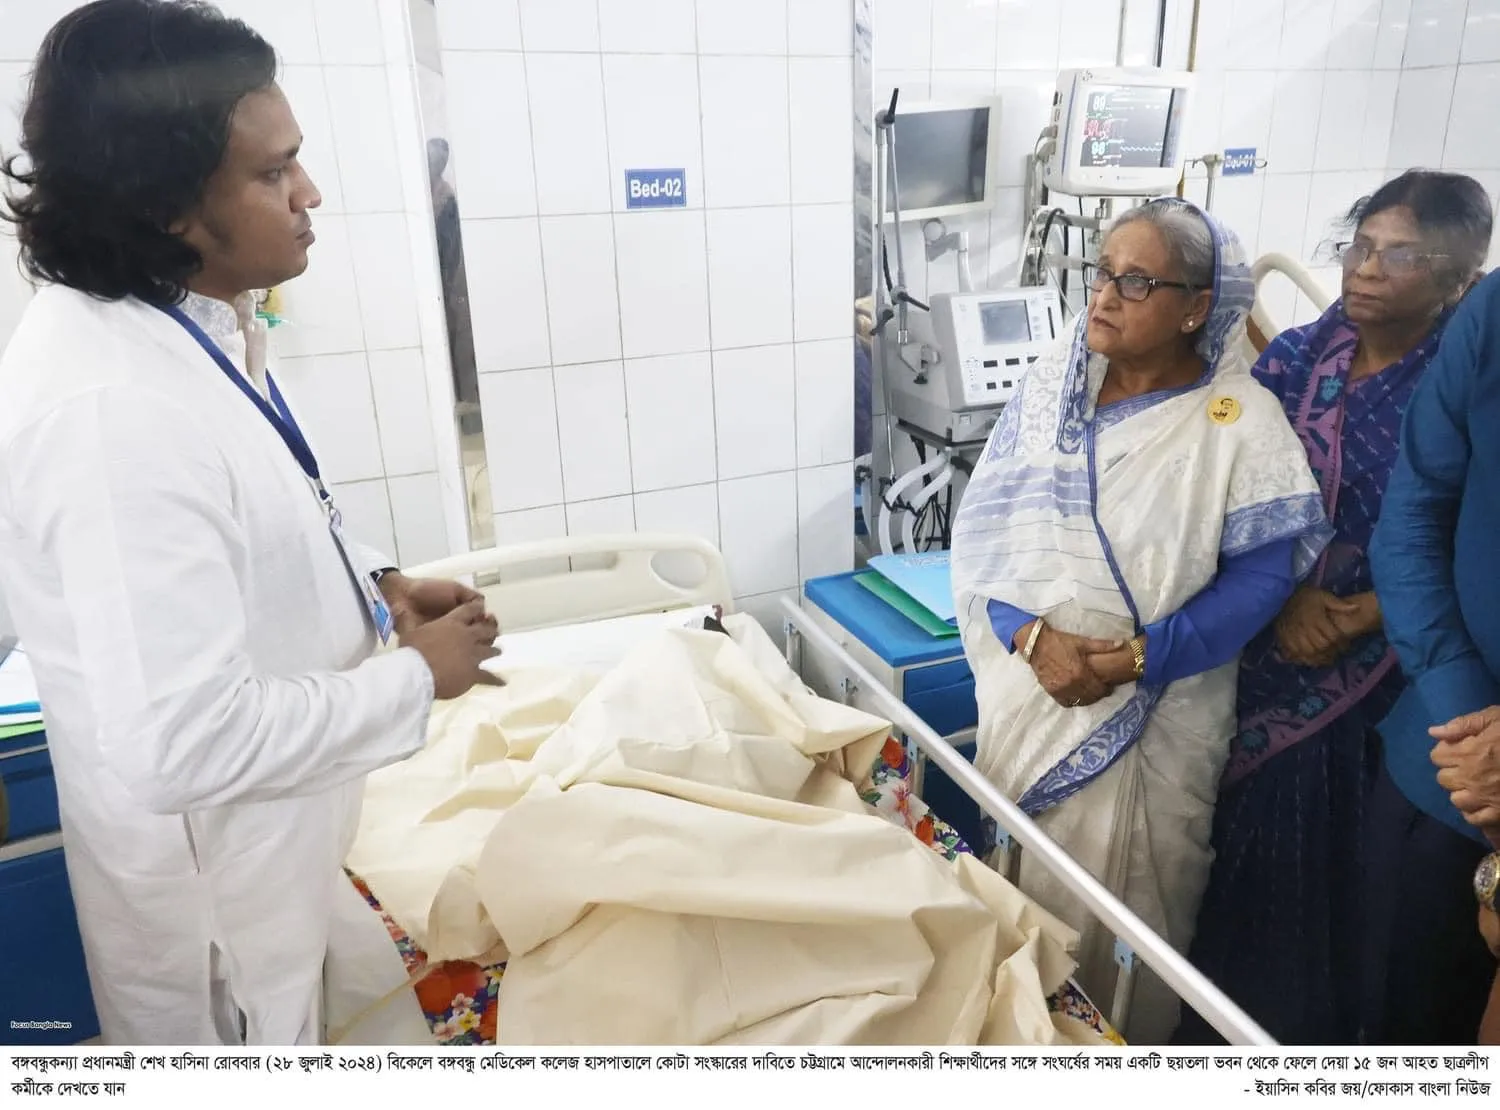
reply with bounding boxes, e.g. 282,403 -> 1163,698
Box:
1435,710 -> 1500,963
1274,586 -> 1381,668
1014,619 -> 1138,709
1429,706 -> 1500,848
377,572 -> 504,699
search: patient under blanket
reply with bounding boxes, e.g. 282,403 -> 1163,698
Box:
347,614 -> 1101,1046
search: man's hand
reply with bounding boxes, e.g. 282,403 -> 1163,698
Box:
1431,708 -> 1500,828
1275,586 -> 1362,667
1018,621 -> 1120,709
402,599 -> 503,700
378,572 -> 488,637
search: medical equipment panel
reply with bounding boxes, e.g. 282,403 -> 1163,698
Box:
886,287 -> 1062,446
1043,68 -> 1194,197
934,288 -> 1061,406
881,97 -> 1004,222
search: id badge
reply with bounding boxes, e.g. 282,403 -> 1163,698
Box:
327,505 -> 396,644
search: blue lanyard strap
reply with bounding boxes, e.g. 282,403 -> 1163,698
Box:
158,303 -> 327,499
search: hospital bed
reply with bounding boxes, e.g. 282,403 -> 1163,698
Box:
1242,252 -> 1336,357
342,531 -> 1274,1048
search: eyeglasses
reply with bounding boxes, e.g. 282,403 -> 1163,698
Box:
1084,263 -> 1195,303
1336,241 -> 1447,276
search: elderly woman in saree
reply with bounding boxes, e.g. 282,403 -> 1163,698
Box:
949,198 -> 1332,1044
1179,171 -> 1495,1046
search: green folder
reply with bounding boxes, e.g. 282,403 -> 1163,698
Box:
854,571 -> 960,639
0,720 -> 44,743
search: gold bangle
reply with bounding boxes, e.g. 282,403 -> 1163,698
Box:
1020,620 -> 1044,663
1129,636 -> 1146,679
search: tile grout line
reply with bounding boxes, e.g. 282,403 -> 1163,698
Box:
594,0 -> 639,532
691,4 -> 725,556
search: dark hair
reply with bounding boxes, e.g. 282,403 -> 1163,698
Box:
1,0 -> 278,305
1345,170 -> 1494,282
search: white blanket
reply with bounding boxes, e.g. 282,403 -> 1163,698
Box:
348,615 -> 1100,1046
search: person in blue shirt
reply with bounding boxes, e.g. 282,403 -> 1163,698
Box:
1367,264 -> 1500,1044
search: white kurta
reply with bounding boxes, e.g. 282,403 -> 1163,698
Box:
0,285 -> 436,1045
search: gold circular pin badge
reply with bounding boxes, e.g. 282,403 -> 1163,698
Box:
1208,396 -> 1241,426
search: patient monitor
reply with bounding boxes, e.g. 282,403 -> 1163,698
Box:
1042,68 -> 1193,197
887,287 -> 1063,447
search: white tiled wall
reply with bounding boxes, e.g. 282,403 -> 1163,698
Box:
1172,0 -> 1416,328
1386,0 -> 1500,270
0,0 -> 467,574
434,0 -> 858,621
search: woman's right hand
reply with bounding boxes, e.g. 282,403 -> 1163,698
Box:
1017,620 -> 1120,708
1275,587 -> 1351,667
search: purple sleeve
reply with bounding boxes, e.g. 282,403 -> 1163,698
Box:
986,598 -> 1036,653
1142,538 -> 1298,686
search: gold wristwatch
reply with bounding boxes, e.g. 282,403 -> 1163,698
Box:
1476,852 -> 1500,913
1129,635 -> 1146,679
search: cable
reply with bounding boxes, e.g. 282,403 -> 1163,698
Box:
1062,220 -> 1070,304
881,234 -> 929,313
1039,208 -> 1064,272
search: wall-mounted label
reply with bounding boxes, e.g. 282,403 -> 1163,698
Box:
624,169 -> 687,209
1222,148 -> 1258,177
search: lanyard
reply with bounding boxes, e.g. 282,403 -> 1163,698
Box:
158,303 -> 330,505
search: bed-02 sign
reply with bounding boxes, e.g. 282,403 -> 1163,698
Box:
625,169 -> 687,209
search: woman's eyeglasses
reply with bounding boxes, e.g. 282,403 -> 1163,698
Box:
1337,241 -> 1446,276
1083,263 -> 1195,303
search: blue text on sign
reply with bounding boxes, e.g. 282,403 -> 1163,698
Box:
1222,148 -> 1258,177
625,169 -> 688,209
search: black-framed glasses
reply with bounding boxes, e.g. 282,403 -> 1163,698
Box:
1336,241 -> 1447,276
1083,263 -> 1195,302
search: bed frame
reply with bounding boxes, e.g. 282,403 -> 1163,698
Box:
406,533 -> 1273,1047
409,533 -> 731,634
1244,252 -> 1336,355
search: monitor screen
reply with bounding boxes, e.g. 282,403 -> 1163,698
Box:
891,106 -> 990,212
980,299 -> 1032,345
1077,85 -> 1177,170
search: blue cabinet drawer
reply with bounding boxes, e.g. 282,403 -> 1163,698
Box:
0,844 -> 100,1045
902,656 -> 973,699
905,679 -> 978,738
900,660 -> 982,853
0,732 -> 60,841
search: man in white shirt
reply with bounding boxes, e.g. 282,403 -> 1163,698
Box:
0,0 -> 498,1045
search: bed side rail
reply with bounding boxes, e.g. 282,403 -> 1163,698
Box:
779,597 -> 1274,1047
